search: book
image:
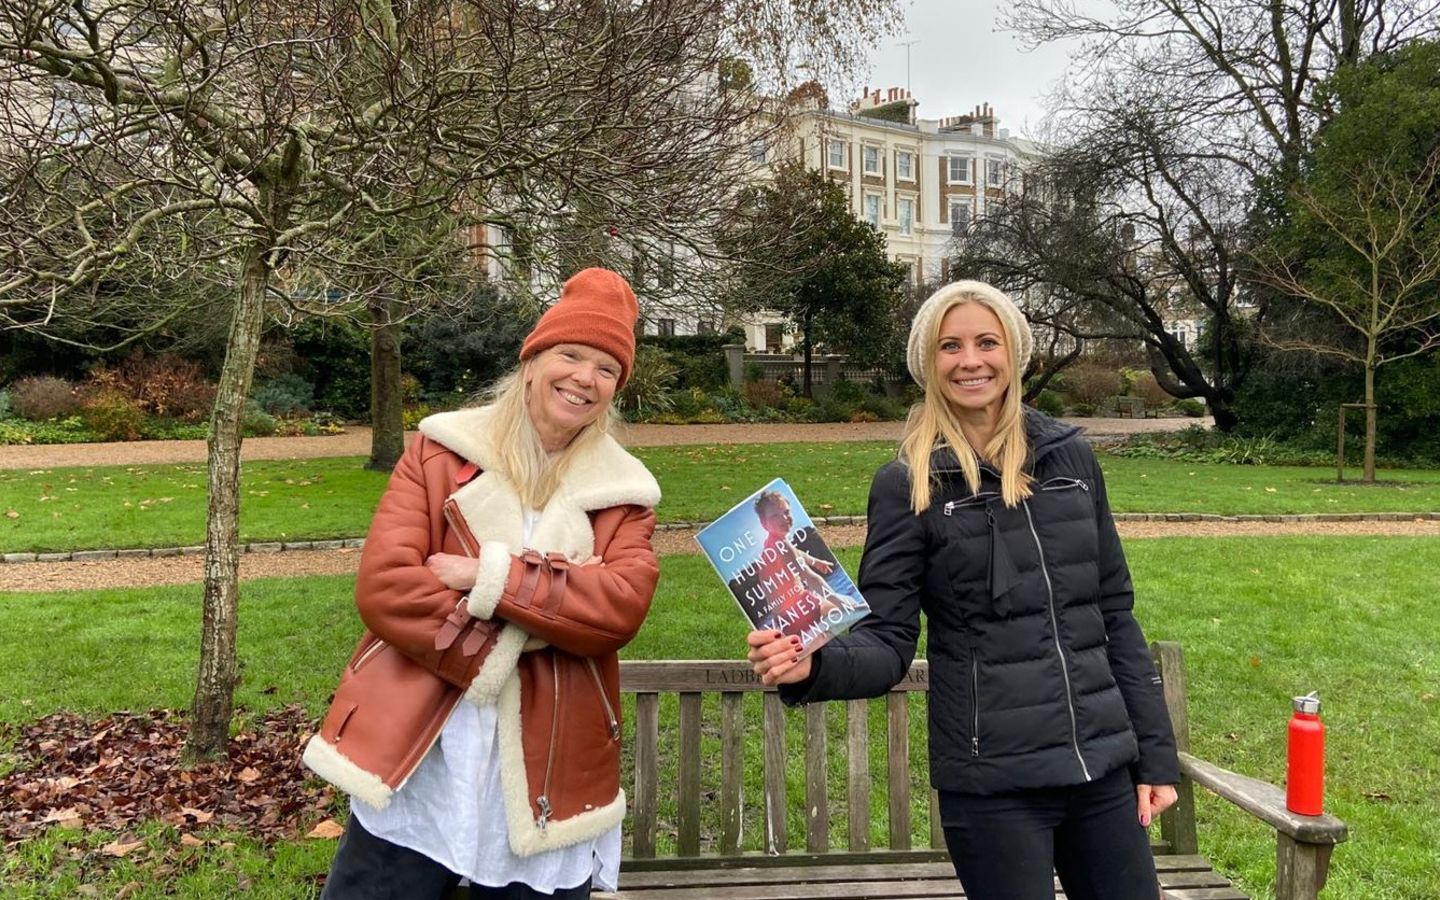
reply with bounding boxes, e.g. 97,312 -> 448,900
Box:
694,478 -> 871,659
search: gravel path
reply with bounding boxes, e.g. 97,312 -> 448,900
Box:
3,518 -> 1433,593
0,417 -> 1210,470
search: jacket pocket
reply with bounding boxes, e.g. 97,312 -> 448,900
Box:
1037,476 -> 1090,494
970,654 -> 981,758
585,658 -> 621,742
351,636 -> 388,672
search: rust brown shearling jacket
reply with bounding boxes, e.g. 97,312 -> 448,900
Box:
302,406 -> 661,857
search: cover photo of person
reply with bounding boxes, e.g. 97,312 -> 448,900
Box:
695,478 -> 869,657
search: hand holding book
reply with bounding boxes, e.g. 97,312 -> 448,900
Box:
745,628 -> 814,686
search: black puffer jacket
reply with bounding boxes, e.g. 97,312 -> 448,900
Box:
782,410 -> 1179,794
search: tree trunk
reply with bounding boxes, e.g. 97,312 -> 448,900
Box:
185,240 -> 271,762
367,296 -> 405,472
801,309 -> 814,398
1363,362 -> 1376,484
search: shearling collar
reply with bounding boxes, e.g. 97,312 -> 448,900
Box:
416,405 -> 661,512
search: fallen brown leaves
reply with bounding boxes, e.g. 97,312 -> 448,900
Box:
0,705 -> 338,845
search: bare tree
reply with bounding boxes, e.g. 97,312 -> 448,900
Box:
0,0 -> 898,759
1254,148 -> 1440,482
994,0 -> 1440,429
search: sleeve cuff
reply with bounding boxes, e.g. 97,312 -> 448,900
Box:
467,542 -> 512,620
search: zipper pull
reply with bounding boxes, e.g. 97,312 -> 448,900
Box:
611,722 -> 621,741
944,500 -> 955,516
536,795 -> 552,830
971,736 -> 980,757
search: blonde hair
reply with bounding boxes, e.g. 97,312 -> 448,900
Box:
476,354 -> 622,509
899,292 -> 1032,514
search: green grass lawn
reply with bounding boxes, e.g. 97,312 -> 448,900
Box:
2,445 -> 1439,554
2,537 -> 1437,898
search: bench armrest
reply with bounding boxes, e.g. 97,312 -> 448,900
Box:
1179,752 -> 1348,845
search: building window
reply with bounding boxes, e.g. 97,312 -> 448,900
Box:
948,155 -> 972,185
1170,328 -> 1188,348
898,197 -> 915,236
658,250 -> 676,289
696,319 -> 715,335
748,138 -> 767,163
863,145 -> 881,175
900,261 -> 915,286
950,199 -> 971,235
827,139 -> 845,169
986,157 -> 1004,187
896,150 -> 914,180
658,318 -> 676,338
863,193 -> 881,227
634,317 -> 648,338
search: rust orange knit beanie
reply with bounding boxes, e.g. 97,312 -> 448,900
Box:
520,267 -> 639,386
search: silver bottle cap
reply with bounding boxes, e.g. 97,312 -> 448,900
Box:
1292,691 -> 1321,715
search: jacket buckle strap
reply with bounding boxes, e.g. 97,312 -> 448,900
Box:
460,619 -> 493,657
434,599 -> 472,652
513,549 -> 546,610
544,552 -> 570,615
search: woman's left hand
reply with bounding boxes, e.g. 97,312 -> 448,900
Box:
1136,783 -> 1178,828
426,553 -> 480,590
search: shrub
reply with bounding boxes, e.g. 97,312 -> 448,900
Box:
242,401 -> 278,437
1127,372 -> 1173,407
1069,402 -> 1096,417
640,331 -> 739,391
859,393 -> 906,421
88,353 -> 216,421
404,288 -> 538,406
829,380 -> 867,405
10,376 -> 82,420
1056,363 -> 1123,408
1030,389 -> 1065,417
251,374 -> 316,417
79,389 -> 145,441
287,318 -> 373,419
741,380 -> 790,411
620,345 -> 678,418
1176,399 -> 1207,418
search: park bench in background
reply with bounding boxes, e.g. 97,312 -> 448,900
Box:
581,641 -> 1348,900
1099,395 -> 1148,418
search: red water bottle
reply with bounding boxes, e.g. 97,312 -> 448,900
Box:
1286,692 -> 1325,815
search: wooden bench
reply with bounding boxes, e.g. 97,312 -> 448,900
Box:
587,641 -> 1347,900
1100,395 -> 1147,419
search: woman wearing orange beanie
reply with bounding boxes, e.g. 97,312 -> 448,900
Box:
307,268 -> 661,898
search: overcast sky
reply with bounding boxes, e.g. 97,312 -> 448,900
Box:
843,0 -> 1081,139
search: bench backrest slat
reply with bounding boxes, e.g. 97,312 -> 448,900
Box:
631,692 -> 660,859
805,704 -> 829,852
845,699 -> 870,852
719,692 -> 744,855
886,692 -> 912,850
676,692 -> 703,855
761,691 -> 788,854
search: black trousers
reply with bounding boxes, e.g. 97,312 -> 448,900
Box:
321,815 -> 592,900
939,767 -> 1160,900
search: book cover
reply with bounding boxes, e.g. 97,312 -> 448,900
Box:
694,478 -> 870,659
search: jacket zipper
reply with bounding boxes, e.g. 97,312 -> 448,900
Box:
1022,498 -> 1092,782
970,655 -> 980,757
944,491 -> 999,515
442,499 -> 480,557
1039,476 -> 1090,493
586,658 -> 621,741
536,653 -> 561,830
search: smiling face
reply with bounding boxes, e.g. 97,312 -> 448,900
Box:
756,494 -> 793,540
524,343 -> 621,452
934,301 -> 1012,421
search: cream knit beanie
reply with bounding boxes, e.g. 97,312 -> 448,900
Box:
905,280 -> 1033,387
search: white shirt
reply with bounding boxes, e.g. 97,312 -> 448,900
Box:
352,509 -> 621,892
